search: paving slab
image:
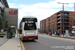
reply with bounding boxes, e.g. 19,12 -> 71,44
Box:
0,35 -> 8,46
0,38 -> 21,50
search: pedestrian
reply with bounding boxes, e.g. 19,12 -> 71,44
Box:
7,28 -> 12,38
50,31 -> 52,35
48,32 -> 49,34
59,30 -> 61,34
56,31 -> 58,36
57,30 -> 60,36
55,31 -> 56,35
74,30 -> 75,36
71,29 -> 74,36
49,32 -> 51,35
46,32 -> 48,35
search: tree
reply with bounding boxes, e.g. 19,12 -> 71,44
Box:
0,15 -> 3,31
5,20 -> 9,28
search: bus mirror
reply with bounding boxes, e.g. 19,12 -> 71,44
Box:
34,18 -> 37,22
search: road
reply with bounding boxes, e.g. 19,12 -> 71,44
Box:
23,34 -> 75,50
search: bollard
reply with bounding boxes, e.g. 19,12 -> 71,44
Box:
17,34 -> 19,38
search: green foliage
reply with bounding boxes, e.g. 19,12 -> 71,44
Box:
38,28 -> 40,32
11,30 -> 15,33
0,31 -> 7,35
0,16 -> 3,29
5,20 -> 9,28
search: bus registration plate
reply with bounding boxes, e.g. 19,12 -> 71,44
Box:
29,38 -> 32,40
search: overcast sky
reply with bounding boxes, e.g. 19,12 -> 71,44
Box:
7,0 -> 75,28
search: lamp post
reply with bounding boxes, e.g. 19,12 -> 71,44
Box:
57,2 -> 69,36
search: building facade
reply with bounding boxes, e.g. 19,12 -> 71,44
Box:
4,8 -> 18,29
46,17 -> 50,33
0,0 -> 18,30
0,0 -> 9,20
50,13 -> 57,33
40,10 -> 75,34
40,19 -> 46,33
42,19 -> 46,33
40,20 -> 43,33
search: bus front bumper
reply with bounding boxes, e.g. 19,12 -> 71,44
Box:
22,36 -> 38,40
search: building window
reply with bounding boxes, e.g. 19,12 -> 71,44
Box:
53,22 -> 54,24
70,17 -> 72,19
53,19 -> 54,21
71,20 -> 72,23
53,16 -> 54,18
73,20 -> 75,23
57,13 -> 60,16
70,24 -> 72,26
54,28 -> 56,32
53,25 -> 54,27
73,24 -> 75,26
73,17 -> 75,19
70,13 -> 72,15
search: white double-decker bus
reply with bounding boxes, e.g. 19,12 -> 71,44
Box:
19,16 -> 38,40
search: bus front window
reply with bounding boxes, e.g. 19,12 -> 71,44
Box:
24,23 -> 36,30
24,18 -> 37,30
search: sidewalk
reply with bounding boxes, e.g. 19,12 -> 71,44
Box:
39,33 -> 75,39
0,38 -> 21,50
52,34 -> 75,39
0,38 -> 8,46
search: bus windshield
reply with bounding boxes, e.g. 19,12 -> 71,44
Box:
24,18 -> 37,30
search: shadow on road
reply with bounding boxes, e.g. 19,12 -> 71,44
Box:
0,35 -> 4,38
22,40 -> 37,43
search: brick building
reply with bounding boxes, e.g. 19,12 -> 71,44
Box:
46,17 -> 50,33
42,19 -> 46,33
40,20 -> 43,33
50,13 -> 57,33
40,19 -> 46,33
40,10 -> 75,34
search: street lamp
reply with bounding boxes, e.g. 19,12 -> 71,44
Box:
57,2 -> 69,36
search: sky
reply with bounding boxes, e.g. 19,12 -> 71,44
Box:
7,0 -> 75,28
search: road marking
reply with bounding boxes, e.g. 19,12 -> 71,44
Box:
20,40 -> 25,50
40,42 -> 43,43
45,44 -> 48,46
38,40 -> 39,42
50,46 -> 55,49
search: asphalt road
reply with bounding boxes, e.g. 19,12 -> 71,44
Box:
23,34 -> 75,50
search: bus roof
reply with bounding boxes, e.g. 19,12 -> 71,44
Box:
19,16 -> 37,28
22,16 -> 37,18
